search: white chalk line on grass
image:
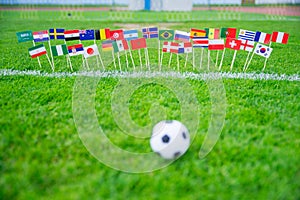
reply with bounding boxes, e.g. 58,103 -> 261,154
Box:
0,69 -> 299,82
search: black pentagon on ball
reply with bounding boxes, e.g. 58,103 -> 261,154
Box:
174,152 -> 181,158
162,135 -> 170,143
182,132 -> 187,139
165,120 -> 173,124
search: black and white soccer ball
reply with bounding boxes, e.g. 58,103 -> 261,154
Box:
150,120 -> 190,159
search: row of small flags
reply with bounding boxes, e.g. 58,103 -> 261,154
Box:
16,27 -> 289,71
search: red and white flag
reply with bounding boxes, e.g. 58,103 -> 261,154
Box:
130,38 -> 147,50
110,29 -> 124,40
240,40 -> 255,52
225,38 -> 241,50
271,32 -> 289,44
178,42 -> 192,54
84,44 -> 99,58
208,39 -> 224,50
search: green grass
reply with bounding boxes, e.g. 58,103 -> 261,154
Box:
1,9 -> 300,200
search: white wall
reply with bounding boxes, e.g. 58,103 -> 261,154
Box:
256,0 -> 300,4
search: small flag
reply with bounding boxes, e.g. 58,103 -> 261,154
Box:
162,42 -> 179,53
225,38 -> 241,50
79,30 -> 95,41
124,30 -> 138,41
159,30 -> 175,41
95,29 -> 110,40
178,42 -> 193,54
51,44 -> 68,56
254,44 -> 273,58
84,44 -> 99,58
28,44 -> 47,58
254,31 -> 271,44
238,29 -> 256,41
208,39 -> 225,50
102,40 -> 114,51
112,40 -> 129,53
271,32 -> 289,44
64,30 -> 80,41
220,28 -> 237,39
174,30 -> 190,42
142,27 -> 159,39
205,28 -> 220,39
240,40 -> 255,52
193,38 -> 209,48
49,28 -> 65,40
130,38 -> 147,50
190,29 -> 207,38
16,31 -> 33,43
110,29 -> 124,40
33,30 -> 49,42
68,44 -> 84,56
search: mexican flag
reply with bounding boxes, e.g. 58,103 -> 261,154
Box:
112,40 -> 129,53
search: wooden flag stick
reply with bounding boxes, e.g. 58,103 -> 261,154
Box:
219,48 -> 226,71
46,54 -> 54,71
32,40 -> 42,68
207,50 -> 210,71
68,55 -> 73,71
245,51 -> 255,71
243,51 -> 251,71
112,51 -> 117,70
48,40 -> 55,70
215,51 -> 219,68
129,49 -> 135,70
192,49 -> 195,69
85,58 -> 90,70
145,48 -> 150,71
177,54 -> 180,71
158,40 -> 160,68
144,49 -> 148,69
117,52 -> 122,71
230,50 -> 237,71
138,49 -> 143,70
263,41 -> 272,71
184,54 -> 188,69
200,48 -> 204,69
125,51 -> 129,70
98,54 -> 105,70
168,53 -> 173,68
160,52 -> 164,71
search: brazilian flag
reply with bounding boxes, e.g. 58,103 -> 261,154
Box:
159,30 -> 175,41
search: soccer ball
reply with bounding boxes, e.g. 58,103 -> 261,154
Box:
150,120 -> 190,159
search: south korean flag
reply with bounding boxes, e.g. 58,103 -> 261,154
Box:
254,44 -> 273,59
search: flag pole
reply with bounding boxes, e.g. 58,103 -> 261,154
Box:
177,54 -> 180,71
243,52 -> 251,71
138,49 -> 143,70
246,43 -> 257,71
112,51 -> 117,70
192,48 -> 195,70
207,50 -> 210,71
48,40 -> 55,71
68,55 -> 73,71
117,52 -> 122,71
144,49 -> 148,69
215,51 -> 219,68
263,41 -> 272,71
145,48 -> 150,71
200,48 -> 204,69
125,51 -> 129,70
219,48 -> 226,71
129,49 -> 135,70
85,58 -> 90,70
168,53 -> 172,68
160,51 -> 164,71
184,54 -> 188,69
158,40 -> 160,68
95,40 -> 105,70
32,40 -> 42,68
230,50 -> 237,71
45,54 -> 54,71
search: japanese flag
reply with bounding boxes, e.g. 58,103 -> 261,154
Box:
84,44 -> 99,58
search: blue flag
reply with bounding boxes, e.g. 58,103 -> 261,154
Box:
79,30 -> 95,41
